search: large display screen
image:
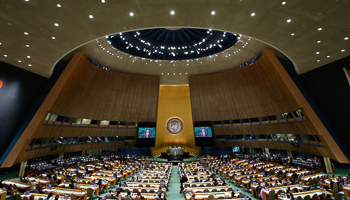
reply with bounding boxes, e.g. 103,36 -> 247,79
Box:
194,126 -> 213,137
137,127 -> 156,138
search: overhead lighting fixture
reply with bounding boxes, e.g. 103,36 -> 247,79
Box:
282,1 -> 286,5
170,10 -> 175,15
341,49 -> 346,52
27,56 -> 31,58
101,0 -> 105,3
344,37 -> 349,40
18,60 -> 22,63
318,27 -> 322,31
291,33 -> 295,36
26,44 -> 30,47
317,60 -> 320,62
129,12 -> 134,16
52,36 -> 56,40
251,12 -> 255,17
24,32 -> 29,35
316,52 -> 320,54
211,11 -> 216,15
327,55 -> 330,58
28,64 -> 32,66
287,19 -> 291,23
4,54 -> 7,57
317,40 -> 321,43
57,4 -> 61,7
89,15 -> 94,19
54,23 -> 59,26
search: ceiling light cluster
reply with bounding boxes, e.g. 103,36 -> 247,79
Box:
106,28 -> 240,61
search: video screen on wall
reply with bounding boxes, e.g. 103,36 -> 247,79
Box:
137,127 -> 156,138
194,126 -> 213,137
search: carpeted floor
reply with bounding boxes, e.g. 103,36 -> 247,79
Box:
166,165 -> 185,200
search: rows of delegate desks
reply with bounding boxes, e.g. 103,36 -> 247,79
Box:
179,162 -> 243,200
109,162 -> 172,200
3,158 -> 145,200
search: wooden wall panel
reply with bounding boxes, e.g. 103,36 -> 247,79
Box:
50,54 -> 159,122
189,51 -> 299,121
2,52 -> 158,167
33,126 -> 137,138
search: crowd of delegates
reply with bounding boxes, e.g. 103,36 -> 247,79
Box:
203,155 -> 348,200
232,153 -> 321,169
178,161 -> 250,200
1,155 -> 151,200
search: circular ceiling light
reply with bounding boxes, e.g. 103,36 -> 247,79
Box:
107,28 -> 240,61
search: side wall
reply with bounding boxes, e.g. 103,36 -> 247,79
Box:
1,52 -> 160,167
189,50 -> 348,163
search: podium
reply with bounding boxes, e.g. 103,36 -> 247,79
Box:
167,147 -> 184,161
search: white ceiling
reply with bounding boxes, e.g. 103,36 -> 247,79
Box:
0,0 -> 349,84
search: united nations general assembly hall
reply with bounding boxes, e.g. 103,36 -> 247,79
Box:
0,1 -> 350,200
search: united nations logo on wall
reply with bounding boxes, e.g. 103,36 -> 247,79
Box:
166,117 -> 184,135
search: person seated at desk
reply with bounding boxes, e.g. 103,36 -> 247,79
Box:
136,192 -> 145,200
69,181 -> 75,189
30,179 -> 39,192
105,190 -> 116,199
189,193 -> 196,200
160,180 -> 166,189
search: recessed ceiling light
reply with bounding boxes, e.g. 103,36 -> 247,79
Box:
18,60 -> 22,63
282,1 -> 286,5
25,0 -> 29,1
318,28 -> 322,31
291,33 -> 295,36
317,60 -> 320,62
317,40 -> 321,43
89,15 -> 94,19
24,32 -> 28,35
0,42 -> 1,45
54,23 -> 59,26
27,56 -> 31,58
341,49 -> 346,52
101,0 -> 105,3
327,55 -> 330,58
129,12 -> 134,16
344,37 -> 349,40
28,64 -> 32,67
26,44 -> 30,47
287,19 -> 291,23
57,4 -> 61,7
211,11 -> 216,15
251,12 -> 255,17
170,10 -> 175,15
4,54 -> 7,57
185,73 -> 187,74
316,52 -> 320,54
52,36 -> 56,40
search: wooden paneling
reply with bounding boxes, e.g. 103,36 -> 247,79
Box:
1,52 -> 159,167
50,54 -> 159,122
189,51 -> 299,121
33,125 -> 137,138
190,50 -> 349,163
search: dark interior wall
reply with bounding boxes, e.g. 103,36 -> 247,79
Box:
202,147 -> 232,156
0,62 -> 48,158
283,56 -> 350,162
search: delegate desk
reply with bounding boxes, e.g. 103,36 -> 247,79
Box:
183,182 -> 213,187
3,180 -> 30,191
300,174 -> 325,184
20,193 -> 71,200
26,177 -> 50,188
286,170 -> 311,181
185,191 -> 233,200
42,187 -> 87,200
58,183 -> 100,195
122,187 -> 166,193
262,185 -> 304,200
0,189 -> 7,200
278,190 -> 332,200
189,186 -> 233,193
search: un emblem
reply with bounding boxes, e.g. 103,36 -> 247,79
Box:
166,117 -> 184,135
